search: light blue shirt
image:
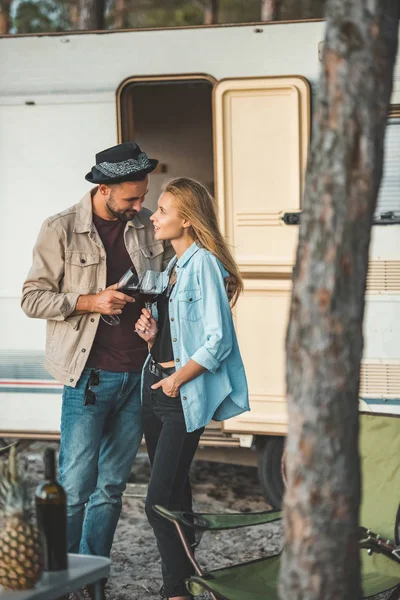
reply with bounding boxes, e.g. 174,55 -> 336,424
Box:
147,242 -> 250,433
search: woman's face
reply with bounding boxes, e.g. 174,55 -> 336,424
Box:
151,192 -> 189,241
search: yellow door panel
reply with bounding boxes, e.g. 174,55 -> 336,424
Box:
213,76 -> 310,434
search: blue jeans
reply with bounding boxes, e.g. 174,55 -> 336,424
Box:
59,368 -> 142,557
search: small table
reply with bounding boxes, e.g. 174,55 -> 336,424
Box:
0,554 -> 111,600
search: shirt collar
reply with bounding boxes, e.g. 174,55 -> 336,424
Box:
176,242 -> 201,269
74,189 -> 145,232
126,213 -> 145,229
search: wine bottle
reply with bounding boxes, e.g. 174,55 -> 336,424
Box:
35,448 -> 68,571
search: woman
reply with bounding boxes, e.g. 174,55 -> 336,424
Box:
135,177 -> 249,600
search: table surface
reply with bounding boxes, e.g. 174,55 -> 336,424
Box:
0,554 -> 111,600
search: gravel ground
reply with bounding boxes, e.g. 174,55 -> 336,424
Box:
0,442 -> 392,600
111,451 -> 280,600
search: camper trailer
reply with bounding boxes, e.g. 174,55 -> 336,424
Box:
1,20 -> 399,507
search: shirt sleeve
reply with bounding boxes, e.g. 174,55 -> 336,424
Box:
21,219 -> 80,322
190,254 -> 233,373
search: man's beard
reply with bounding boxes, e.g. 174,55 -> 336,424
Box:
106,192 -> 137,222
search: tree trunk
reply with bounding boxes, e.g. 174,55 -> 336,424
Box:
204,0 -> 219,25
69,0 -> 80,29
280,1 -> 399,599
0,0 -> 12,34
79,0 -> 105,30
112,0 -> 126,29
261,0 -> 282,21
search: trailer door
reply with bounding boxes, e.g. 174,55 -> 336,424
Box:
213,76 -> 310,435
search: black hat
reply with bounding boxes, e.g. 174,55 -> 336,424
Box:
85,142 -> 158,184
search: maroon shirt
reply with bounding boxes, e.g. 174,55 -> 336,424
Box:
86,214 -> 148,372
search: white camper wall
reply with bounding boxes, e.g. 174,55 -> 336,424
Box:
0,21 -> 399,436
0,23 -> 326,96
0,93 -> 115,351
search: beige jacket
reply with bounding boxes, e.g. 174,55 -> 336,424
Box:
21,192 -> 174,387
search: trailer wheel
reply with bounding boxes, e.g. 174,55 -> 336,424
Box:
257,436 -> 285,509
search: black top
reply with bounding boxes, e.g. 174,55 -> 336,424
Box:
151,288 -> 175,363
86,213 -> 147,372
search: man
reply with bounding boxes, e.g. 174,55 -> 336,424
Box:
22,142 -> 175,561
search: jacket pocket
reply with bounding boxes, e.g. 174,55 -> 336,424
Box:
65,251 -> 101,290
46,320 -> 75,366
140,241 -> 164,259
178,288 -> 202,322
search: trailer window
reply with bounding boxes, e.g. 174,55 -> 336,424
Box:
375,116 -> 400,222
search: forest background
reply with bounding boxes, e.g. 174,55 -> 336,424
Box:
0,0 -> 325,36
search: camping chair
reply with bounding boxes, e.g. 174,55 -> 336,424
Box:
154,412 -> 400,600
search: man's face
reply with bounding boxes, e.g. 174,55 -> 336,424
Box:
102,178 -> 149,222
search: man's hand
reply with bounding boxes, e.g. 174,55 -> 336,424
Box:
224,275 -> 236,302
151,374 -> 180,398
93,285 -> 135,315
74,283 -> 134,316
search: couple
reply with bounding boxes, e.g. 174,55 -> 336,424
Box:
22,142 -> 249,600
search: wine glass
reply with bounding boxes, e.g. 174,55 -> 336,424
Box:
101,267 -> 140,326
134,270 -> 166,336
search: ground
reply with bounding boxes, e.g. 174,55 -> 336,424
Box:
0,443 -> 281,600
111,451 -> 281,599
0,443 -> 391,600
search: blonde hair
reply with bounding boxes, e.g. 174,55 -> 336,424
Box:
162,177 -> 243,306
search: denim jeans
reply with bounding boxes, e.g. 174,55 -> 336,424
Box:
143,365 -> 204,598
59,368 -> 142,557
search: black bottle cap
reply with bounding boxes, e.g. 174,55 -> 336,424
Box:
44,448 -> 56,481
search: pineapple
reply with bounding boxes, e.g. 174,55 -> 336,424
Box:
0,446 -> 43,590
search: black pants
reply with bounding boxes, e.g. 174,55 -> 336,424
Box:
143,365 -> 204,598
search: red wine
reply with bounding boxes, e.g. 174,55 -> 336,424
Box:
35,449 -> 68,571
140,292 -> 160,304
120,285 -> 140,298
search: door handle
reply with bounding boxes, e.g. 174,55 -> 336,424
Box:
282,212 -> 301,225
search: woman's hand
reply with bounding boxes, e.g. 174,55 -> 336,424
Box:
224,275 -> 235,302
151,373 -> 180,398
135,308 -> 158,343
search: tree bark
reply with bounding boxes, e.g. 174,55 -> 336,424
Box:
69,0 -> 80,29
112,0 -> 126,29
280,2 -> 399,599
0,0 -> 12,34
261,0 -> 282,21
204,0 -> 219,25
79,0 -> 106,30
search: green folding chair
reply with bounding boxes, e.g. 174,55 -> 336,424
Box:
154,412 -> 400,600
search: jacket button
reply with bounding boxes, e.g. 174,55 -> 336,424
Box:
98,288 -> 103,292
70,378 -> 74,383
149,251 -> 153,256
171,317 -> 174,322
81,348 -> 86,353
189,298 -> 193,302
90,318 -> 95,322
80,258 -> 86,264
173,338 -> 177,342
182,396 -> 187,401
169,299 -> 172,303
176,358 -> 180,363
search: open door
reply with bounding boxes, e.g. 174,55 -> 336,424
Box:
213,76 -> 310,435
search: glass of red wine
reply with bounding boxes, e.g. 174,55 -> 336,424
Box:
134,269 -> 165,336
101,267 -> 141,327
